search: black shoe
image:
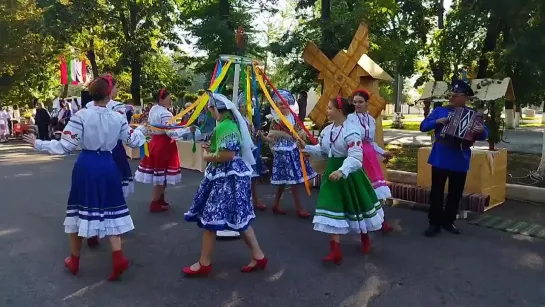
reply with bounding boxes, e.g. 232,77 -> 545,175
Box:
443,224 -> 461,234
424,225 -> 441,237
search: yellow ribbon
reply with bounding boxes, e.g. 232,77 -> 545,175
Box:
167,60 -> 233,126
253,63 -> 311,196
245,66 -> 253,125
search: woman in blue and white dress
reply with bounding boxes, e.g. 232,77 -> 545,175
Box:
23,75 -> 146,281
261,89 -> 317,218
183,92 -> 267,277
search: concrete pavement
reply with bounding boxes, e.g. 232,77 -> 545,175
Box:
384,128 -> 544,154
1,143 -> 545,307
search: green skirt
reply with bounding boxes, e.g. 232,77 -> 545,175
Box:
313,157 -> 384,234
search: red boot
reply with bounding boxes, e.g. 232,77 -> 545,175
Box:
381,221 -> 394,233
108,250 -> 129,281
149,200 -> 169,213
361,233 -> 371,254
64,254 -> 80,275
160,194 -> 170,207
322,241 -> 342,264
87,236 -> 100,248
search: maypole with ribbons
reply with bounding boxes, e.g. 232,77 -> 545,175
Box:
153,55 -> 316,195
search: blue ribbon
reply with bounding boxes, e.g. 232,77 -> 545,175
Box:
251,67 -> 262,172
214,60 -> 223,93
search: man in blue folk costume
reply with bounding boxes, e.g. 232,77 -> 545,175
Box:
420,80 -> 489,237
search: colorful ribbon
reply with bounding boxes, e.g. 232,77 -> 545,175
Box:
167,60 -> 233,126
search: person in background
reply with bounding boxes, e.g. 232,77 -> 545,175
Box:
197,104 -> 216,140
419,80 -> 488,237
297,91 -> 308,122
0,107 -> 8,142
34,102 -> 51,141
181,102 -> 194,125
6,106 -> 13,136
125,104 -> 134,123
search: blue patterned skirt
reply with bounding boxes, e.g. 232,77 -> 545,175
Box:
184,158 -> 255,231
112,140 -> 134,198
271,148 -> 317,185
64,150 -> 135,238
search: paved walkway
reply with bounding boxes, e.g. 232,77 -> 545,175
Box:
384,128 -> 544,154
1,143 -> 545,307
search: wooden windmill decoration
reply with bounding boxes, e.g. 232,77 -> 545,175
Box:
303,23 -> 394,127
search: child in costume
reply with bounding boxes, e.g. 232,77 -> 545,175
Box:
261,89 -> 316,218
302,97 -> 383,264
22,75 -> 146,280
238,95 -> 268,210
183,92 -> 267,276
134,88 -> 195,212
347,89 -> 394,233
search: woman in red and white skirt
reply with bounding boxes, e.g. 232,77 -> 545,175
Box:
135,88 -> 194,212
348,89 -> 394,236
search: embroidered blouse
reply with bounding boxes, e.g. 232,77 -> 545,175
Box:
34,106 -> 146,155
86,100 -> 126,115
147,104 -> 199,140
347,112 -> 386,156
303,120 -> 363,178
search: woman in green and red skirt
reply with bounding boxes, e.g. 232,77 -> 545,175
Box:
300,96 -> 383,264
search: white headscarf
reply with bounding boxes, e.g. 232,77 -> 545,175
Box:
208,92 -> 256,170
270,89 -> 298,121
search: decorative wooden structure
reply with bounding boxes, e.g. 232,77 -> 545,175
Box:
303,23 -> 394,176
417,147 -> 507,211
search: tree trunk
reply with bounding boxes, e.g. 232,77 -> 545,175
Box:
504,100 -> 514,129
430,0 -> 445,81
514,104 -> 521,127
86,38 -> 99,78
477,16 -> 500,78
320,0 -> 333,58
538,130 -> 545,175
541,102 -> 545,124
130,60 -> 142,105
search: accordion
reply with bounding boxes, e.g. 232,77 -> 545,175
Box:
440,107 -> 483,146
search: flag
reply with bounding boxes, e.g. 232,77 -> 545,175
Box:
60,56 -> 68,85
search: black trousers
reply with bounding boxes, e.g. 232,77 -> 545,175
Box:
37,124 -> 50,140
428,166 -> 467,226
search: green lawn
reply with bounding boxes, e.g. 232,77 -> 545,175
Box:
385,144 -> 545,187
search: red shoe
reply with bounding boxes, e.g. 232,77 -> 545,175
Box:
272,207 -> 287,215
361,233 -> 371,254
297,210 -> 311,219
241,257 -> 268,273
108,250 -> 129,281
322,241 -> 342,265
182,263 -> 212,277
149,200 -> 169,213
381,221 -> 394,233
87,236 -> 100,248
64,254 -> 80,275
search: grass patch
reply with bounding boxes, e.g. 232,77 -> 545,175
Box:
385,144 -> 545,187
382,121 -> 421,131
519,122 -> 544,128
